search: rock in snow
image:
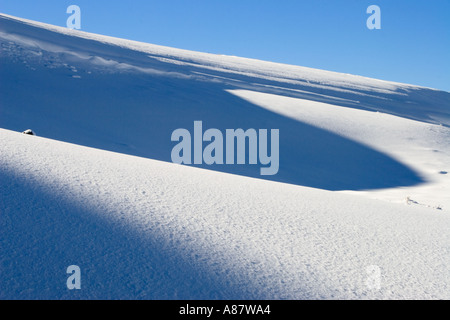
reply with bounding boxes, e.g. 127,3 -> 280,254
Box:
22,129 -> 35,135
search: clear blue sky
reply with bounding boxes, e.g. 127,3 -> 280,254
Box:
1,0 -> 449,91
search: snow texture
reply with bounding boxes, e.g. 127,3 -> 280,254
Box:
1,13 -> 449,299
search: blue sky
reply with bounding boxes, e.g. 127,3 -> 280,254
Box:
1,0 -> 449,91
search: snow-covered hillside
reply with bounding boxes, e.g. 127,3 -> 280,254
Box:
2,129 -> 449,299
1,13 -> 449,299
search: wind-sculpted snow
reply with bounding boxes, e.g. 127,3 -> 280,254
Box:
1,129 -> 449,299
1,13 -> 449,126
2,13 -> 446,190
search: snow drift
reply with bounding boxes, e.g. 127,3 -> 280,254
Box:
1,129 -> 449,299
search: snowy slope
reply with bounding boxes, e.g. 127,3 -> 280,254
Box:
1,13 -> 450,299
1,13 -> 450,191
1,13 -> 450,193
1,129 -> 449,299
230,90 -> 450,210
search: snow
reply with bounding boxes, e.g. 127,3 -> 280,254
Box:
1,13 -> 449,299
229,89 -> 450,210
1,129 -> 449,299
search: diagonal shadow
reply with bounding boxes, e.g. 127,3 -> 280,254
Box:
0,166 -> 263,299
0,57 -> 424,191
1,14 -> 448,127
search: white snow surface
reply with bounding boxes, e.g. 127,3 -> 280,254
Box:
1,13 -> 450,299
229,90 -> 450,210
1,129 -> 449,299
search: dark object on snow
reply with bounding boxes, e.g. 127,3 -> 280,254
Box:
22,129 -> 36,136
